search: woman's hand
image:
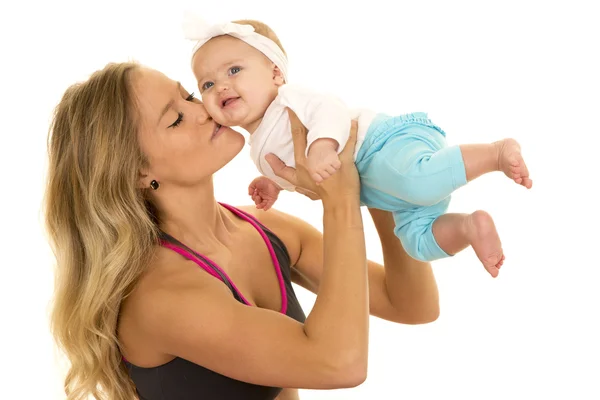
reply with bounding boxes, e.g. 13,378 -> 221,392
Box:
265,108 -> 360,205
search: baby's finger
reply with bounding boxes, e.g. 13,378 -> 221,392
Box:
318,170 -> 331,180
263,200 -> 274,212
325,165 -> 337,175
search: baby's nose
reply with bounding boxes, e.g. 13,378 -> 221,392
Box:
216,82 -> 229,93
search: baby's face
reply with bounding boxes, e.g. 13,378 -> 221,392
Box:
192,35 -> 283,132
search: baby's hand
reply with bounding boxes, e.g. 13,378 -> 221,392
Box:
248,176 -> 282,211
306,138 -> 341,184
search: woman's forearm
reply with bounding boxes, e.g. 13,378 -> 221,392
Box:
303,199 -> 369,376
369,208 -> 440,323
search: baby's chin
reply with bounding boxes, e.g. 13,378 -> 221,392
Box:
214,111 -> 249,129
214,107 -> 258,129
215,117 -> 243,128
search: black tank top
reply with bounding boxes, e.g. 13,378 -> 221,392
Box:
124,203 -> 307,400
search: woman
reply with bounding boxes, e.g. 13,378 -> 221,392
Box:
45,62 -> 440,400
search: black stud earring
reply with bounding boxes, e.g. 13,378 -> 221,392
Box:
150,180 -> 160,190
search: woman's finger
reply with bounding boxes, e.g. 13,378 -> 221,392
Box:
296,187 -> 320,201
339,119 -> 359,161
286,108 -> 308,164
265,153 -> 297,184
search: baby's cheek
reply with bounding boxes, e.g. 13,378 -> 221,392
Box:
206,107 -> 231,126
203,100 -> 220,118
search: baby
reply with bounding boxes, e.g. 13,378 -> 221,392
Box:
183,16 -> 532,277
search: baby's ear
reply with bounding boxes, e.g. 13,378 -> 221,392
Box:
273,65 -> 285,86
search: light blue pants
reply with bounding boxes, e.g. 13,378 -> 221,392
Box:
355,112 -> 467,261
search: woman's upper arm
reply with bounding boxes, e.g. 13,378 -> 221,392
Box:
143,277 -> 357,389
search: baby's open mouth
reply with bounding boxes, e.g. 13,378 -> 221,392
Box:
221,97 -> 239,107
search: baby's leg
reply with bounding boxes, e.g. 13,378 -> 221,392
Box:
306,138 -> 341,183
371,139 -> 467,207
461,139 -> 532,188
432,211 -> 504,277
393,198 -> 503,277
392,197 -> 453,263
362,133 -> 531,209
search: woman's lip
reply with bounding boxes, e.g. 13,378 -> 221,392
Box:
211,124 -> 223,140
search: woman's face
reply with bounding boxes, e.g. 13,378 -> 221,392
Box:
133,67 -> 245,188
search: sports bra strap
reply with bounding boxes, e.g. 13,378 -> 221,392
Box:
156,203 -> 288,314
159,231 -> 247,304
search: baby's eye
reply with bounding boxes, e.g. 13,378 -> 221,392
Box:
229,66 -> 241,75
201,81 -> 214,91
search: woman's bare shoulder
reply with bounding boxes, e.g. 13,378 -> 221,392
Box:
119,245 -> 217,365
121,245 -> 213,327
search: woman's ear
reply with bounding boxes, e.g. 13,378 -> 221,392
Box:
138,169 -> 150,189
273,65 -> 285,86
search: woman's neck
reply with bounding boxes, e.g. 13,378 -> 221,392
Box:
152,179 -> 237,248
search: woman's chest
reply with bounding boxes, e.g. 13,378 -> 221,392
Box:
207,232 -> 286,312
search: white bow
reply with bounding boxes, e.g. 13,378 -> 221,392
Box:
182,11 -> 289,82
183,15 -> 256,42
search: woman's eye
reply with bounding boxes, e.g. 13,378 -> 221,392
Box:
169,112 -> 183,128
186,92 -> 196,101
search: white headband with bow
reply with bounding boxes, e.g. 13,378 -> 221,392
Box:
182,12 -> 289,82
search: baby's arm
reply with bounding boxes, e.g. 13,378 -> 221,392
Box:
278,85 -> 352,183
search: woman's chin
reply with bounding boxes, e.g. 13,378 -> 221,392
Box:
215,127 -> 245,152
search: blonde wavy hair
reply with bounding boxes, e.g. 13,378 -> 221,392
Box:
44,61 -> 159,400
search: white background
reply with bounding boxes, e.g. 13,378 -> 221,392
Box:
1,0 -> 599,399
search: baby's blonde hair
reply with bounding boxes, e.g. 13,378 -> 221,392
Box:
233,19 -> 287,56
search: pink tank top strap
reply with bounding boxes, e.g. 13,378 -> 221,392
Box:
218,203 -> 288,314
157,203 -> 288,314
159,236 -> 253,306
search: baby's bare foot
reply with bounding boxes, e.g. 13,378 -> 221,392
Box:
465,210 -> 504,277
307,139 -> 341,183
495,138 -> 533,189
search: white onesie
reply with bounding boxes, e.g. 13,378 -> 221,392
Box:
248,84 -> 377,191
